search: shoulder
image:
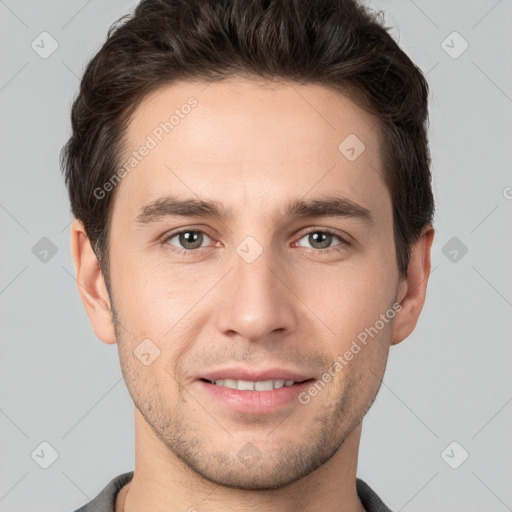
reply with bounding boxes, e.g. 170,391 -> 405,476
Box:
356,478 -> 394,512
72,471 -> 134,512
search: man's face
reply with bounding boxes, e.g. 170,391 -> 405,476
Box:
108,79 -> 401,489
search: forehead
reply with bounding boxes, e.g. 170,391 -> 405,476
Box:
114,78 -> 388,223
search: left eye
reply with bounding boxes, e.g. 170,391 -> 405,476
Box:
295,230 -> 346,251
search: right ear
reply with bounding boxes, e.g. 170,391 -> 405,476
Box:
69,219 -> 117,345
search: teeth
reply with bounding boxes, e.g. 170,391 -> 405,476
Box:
211,379 -> 295,390
224,378 -> 237,389
238,379 -> 255,391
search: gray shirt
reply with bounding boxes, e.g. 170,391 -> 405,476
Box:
73,471 -> 393,512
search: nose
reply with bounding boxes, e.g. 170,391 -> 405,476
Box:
215,243 -> 299,343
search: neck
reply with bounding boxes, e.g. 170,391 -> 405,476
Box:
118,409 -> 366,512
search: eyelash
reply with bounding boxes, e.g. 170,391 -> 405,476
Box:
161,228 -> 350,257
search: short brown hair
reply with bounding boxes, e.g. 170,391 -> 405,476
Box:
61,0 -> 434,288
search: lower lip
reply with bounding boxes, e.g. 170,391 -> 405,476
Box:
196,379 -> 314,414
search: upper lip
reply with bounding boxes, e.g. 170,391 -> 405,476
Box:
198,367 -> 314,383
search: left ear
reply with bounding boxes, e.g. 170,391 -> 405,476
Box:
391,225 -> 435,346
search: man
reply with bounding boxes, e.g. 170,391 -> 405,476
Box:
62,0 -> 435,510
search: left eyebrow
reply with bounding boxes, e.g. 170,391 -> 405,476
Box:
282,195 -> 373,224
134,194 -> 373,226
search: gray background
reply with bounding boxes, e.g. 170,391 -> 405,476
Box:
1,0 -> 511,511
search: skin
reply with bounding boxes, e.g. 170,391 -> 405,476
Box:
70,78 -> 434,512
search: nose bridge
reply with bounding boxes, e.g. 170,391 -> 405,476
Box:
215,237 -> 297,341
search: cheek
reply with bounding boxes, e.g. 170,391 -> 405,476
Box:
111,250 -> 172,314
299,260 -> 397,349
111,258 -> 209,368
307,255 -> 396,308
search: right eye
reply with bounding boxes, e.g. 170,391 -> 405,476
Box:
163,229 -> 214,254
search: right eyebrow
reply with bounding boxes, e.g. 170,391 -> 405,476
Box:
135,196 -> 233,225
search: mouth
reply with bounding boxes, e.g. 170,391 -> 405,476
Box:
196,376 -> 316,414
